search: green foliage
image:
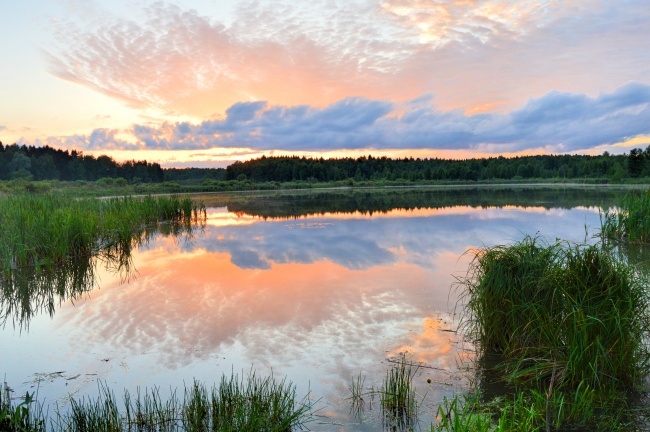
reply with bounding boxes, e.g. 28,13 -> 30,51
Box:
48,372 -> 313,432
433,387 -> 634,431
380,355 -> 419,430
0,143 -> 163,183
0,194 -> 206,273
459,236 -> 650,392
601,189 -> 650,243
224,152 -> 637,184
0,383 -> 45,431
451,236 -> 650,431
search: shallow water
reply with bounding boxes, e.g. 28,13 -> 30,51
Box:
0,186 -> 630,430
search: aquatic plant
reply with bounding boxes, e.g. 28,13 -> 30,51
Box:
2,371 -> 316,431
601,189 -> 650,243
433,386 -> 634,432
380,355 -> 419,430
0,194 -> 206,273
347,372 -> 369,418
451,235 -> 650,430
0,382 -> 45,431
458,236 -> 650,392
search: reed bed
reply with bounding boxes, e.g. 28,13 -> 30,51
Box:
601,189 -> 650,243
459,236 -> 650,391
1,372 -> 313,432
0,194 -> 206,273
450,235 -> 650,430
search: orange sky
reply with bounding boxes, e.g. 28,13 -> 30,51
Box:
2,0 -> 650,166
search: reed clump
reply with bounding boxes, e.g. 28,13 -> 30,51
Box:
459,235 -> 650,392
601,189 -> 650,243
451,235 -> 650,430
0,194 -> 206,273
380,355 -> 419,430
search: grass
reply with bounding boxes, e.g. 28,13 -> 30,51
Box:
433,387 -> 635,432
458,235 -> 650,392
347,372 -> 367,417
0,194 -> 206,273
601,189 -> 650,243
1,371 -> 314,431
0,193 -> 206,330
1,383 -> 45,431
380,355 -> 420,430
448,235 -> 650,430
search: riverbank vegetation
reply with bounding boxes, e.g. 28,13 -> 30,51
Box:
439,236 -> 650,430
0,372 -> 314,431
601,189 -> 650,243
0,194 -> 206,273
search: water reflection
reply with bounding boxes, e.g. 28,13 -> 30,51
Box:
0,220 -> 203,331
1,187 -> 643,431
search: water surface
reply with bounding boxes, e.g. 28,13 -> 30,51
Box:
0,186 -> 628,430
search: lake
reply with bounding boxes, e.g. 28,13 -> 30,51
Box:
0,186 -> 633,430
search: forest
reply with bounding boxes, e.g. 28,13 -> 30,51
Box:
225,150 -> 650,183
2,141 -> 650,184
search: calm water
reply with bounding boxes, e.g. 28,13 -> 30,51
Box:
0,186 -> 631,430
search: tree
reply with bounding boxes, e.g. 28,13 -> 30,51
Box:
628,148 -> 645,178
9,153 -> 32,179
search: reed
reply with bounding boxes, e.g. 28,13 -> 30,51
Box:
433,387 -> 633,431
0,194 -> 206,273
347,372 -> 366,415
458,236 -> 650,392
601,189 -> 650,243
1,371 -> 313,431
0,382 -> 45,431
380,355 -> 419,430
451,235 -> 650,430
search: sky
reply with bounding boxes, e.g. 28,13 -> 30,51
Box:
2,0 -> 650,168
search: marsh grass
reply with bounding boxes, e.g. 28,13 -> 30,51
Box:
380,355 -> 419,430
601,189 -> 650,243
433,387 -> 635,432
458,235 -> 650,392
0,194 -> 206,331
2,371 -> 313,431
0,382 -> 45,431
451,235 -> 650,430
0,194 -> 206,273
347,372 -> 367,416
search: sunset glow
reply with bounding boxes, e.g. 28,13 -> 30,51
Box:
2,1 -> 649,166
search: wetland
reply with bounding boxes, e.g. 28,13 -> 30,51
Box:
1,185 -> 649,430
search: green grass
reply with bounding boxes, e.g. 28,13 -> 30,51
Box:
380,355 -> 419,430
0,194 -> 206,273
601,189 -> 650,243
458,235 -> 650,392
450,235 -> 650,430
1,371 -> 314,431
433,387 -> 636,432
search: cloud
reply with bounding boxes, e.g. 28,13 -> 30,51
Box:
44,0 -> 650,119
33,84 -> 650,154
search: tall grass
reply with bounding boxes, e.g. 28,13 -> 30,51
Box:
0,382 -> 45,431
458,236 -> 650,392
380,355 -> 419,430
0,194 -> 206,273
2,372 -> 313,431
601,189 -> 650,243
433,386 -> 634,431
451,235 -> 650,430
